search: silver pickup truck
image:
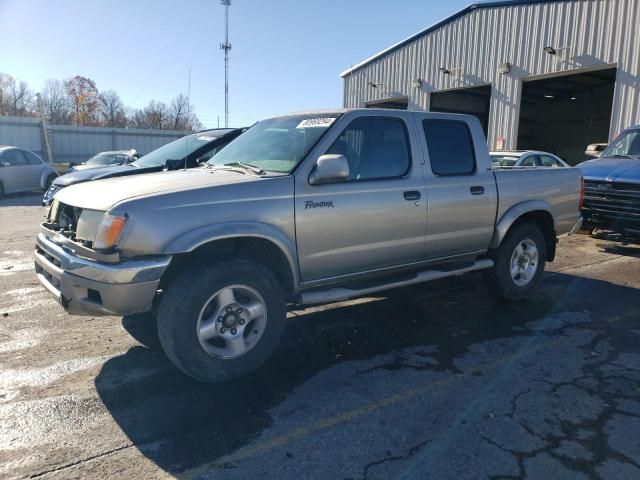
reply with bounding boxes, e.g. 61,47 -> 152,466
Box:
34,109 -> 583,382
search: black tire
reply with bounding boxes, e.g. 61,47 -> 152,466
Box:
483,222 -> 547,301
157,259 -> 286,382
0,182 -> 4,199
44,174 -> 56,191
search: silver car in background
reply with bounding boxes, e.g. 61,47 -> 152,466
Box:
65,149 -> 139,174
0,146 -> 58,197
490,150 -> 570,168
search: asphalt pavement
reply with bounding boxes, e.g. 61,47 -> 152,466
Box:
1,193 -> 639,479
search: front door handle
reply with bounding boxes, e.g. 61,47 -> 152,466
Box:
470,186 -> 485,195
404,190 -> 421,201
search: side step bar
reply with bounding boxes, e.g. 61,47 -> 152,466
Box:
300,258 -> 494,306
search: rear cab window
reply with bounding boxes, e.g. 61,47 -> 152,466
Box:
422,119 -> 476,176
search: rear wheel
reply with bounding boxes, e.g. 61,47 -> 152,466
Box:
157,260 -> 286,382
0,182 -> 4,199
484,223 -> 547,301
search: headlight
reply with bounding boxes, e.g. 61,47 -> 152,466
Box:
43,185 -> 61,204
93,213 -> 128,250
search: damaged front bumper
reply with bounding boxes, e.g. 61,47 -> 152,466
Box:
34,227 -> 171,316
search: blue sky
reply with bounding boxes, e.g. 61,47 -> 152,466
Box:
0,0 -> 472,127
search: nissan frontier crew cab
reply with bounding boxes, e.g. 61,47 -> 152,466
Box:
34,109 -> 583,382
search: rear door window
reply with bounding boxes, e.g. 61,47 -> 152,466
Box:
422,120 -> 475,176
520,155 -> 539,167
540,155 -> 562,167
24,151 -> 43,165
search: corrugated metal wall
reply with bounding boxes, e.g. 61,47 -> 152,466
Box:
0,116 -> 187,163
342,0 -> 640,150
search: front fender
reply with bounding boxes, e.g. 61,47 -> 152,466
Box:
490,200 -> 554,248
163,221 -> 300,288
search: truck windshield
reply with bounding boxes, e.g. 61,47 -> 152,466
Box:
133,135 -> 215,168
601,129 -> 640,159
86,153 -> 128,166
207,114 -> 339,173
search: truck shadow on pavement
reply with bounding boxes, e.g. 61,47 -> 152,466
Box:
95,271 -> 640,477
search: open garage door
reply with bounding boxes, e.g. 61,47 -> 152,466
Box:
365,97 -> 409,110
430,85 -> 491,136
518,68 -> 616,165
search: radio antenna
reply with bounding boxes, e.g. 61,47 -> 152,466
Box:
220,0 -> 232,128
185,67 -> 191,171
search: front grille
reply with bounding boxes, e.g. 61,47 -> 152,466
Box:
583,180 -> 640,227
46,201 -> 83,240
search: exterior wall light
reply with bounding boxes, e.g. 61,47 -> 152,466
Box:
544,46 -> 571,61
412,78 -> 422,88
498,62 -> 511,74
439,67 -> 452,75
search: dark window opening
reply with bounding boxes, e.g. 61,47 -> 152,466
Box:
429,85 -> 491,137
423,119 -> 476,176
518,68 -> 616,165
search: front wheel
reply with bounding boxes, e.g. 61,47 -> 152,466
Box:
483,223 -> 547,301
157,260 -> 286,382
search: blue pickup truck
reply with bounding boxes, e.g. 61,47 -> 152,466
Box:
579,125 -> 640,240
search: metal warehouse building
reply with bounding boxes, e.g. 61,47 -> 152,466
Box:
341,0 -> 640,164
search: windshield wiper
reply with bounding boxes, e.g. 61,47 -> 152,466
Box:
610,154 -> 640,159
220,162 -> 265,175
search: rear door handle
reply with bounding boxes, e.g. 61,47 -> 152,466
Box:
470,186 -> 485,195
404,190 -> 421,201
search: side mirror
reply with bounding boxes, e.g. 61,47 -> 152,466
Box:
309,154 -> 350,185
164,159 -> 184,171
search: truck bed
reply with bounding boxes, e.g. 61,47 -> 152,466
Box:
493,167 -> 582,236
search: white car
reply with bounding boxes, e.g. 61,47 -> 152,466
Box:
490,150 -> 570,168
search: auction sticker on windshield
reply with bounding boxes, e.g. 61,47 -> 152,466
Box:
296,118 -> 336,128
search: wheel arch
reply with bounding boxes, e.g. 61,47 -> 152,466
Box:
41,169 -> 57,189
160,223 -> 299,297
491,201 -> 556,261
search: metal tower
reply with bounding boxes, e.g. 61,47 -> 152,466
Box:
220,0 -> 232,128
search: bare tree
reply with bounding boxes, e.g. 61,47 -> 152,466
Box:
2,71 -> 204,130
41,78 -> 71,124
127,101 -> 169,130
65,75 -> 99,126
169,94 -> 203,131
0,73 -> 10,115
169,94 -> 190,130
0,75 -> 35,116
99,90 -> 127,127
189,114 -> 203,132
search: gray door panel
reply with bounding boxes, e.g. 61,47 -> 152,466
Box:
415,113 -> 497,258
295,113 -> 428,282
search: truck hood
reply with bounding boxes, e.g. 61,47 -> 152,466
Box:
54,164 -> 157,187
578,156 -> 640,182
54,167 -> 269,211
